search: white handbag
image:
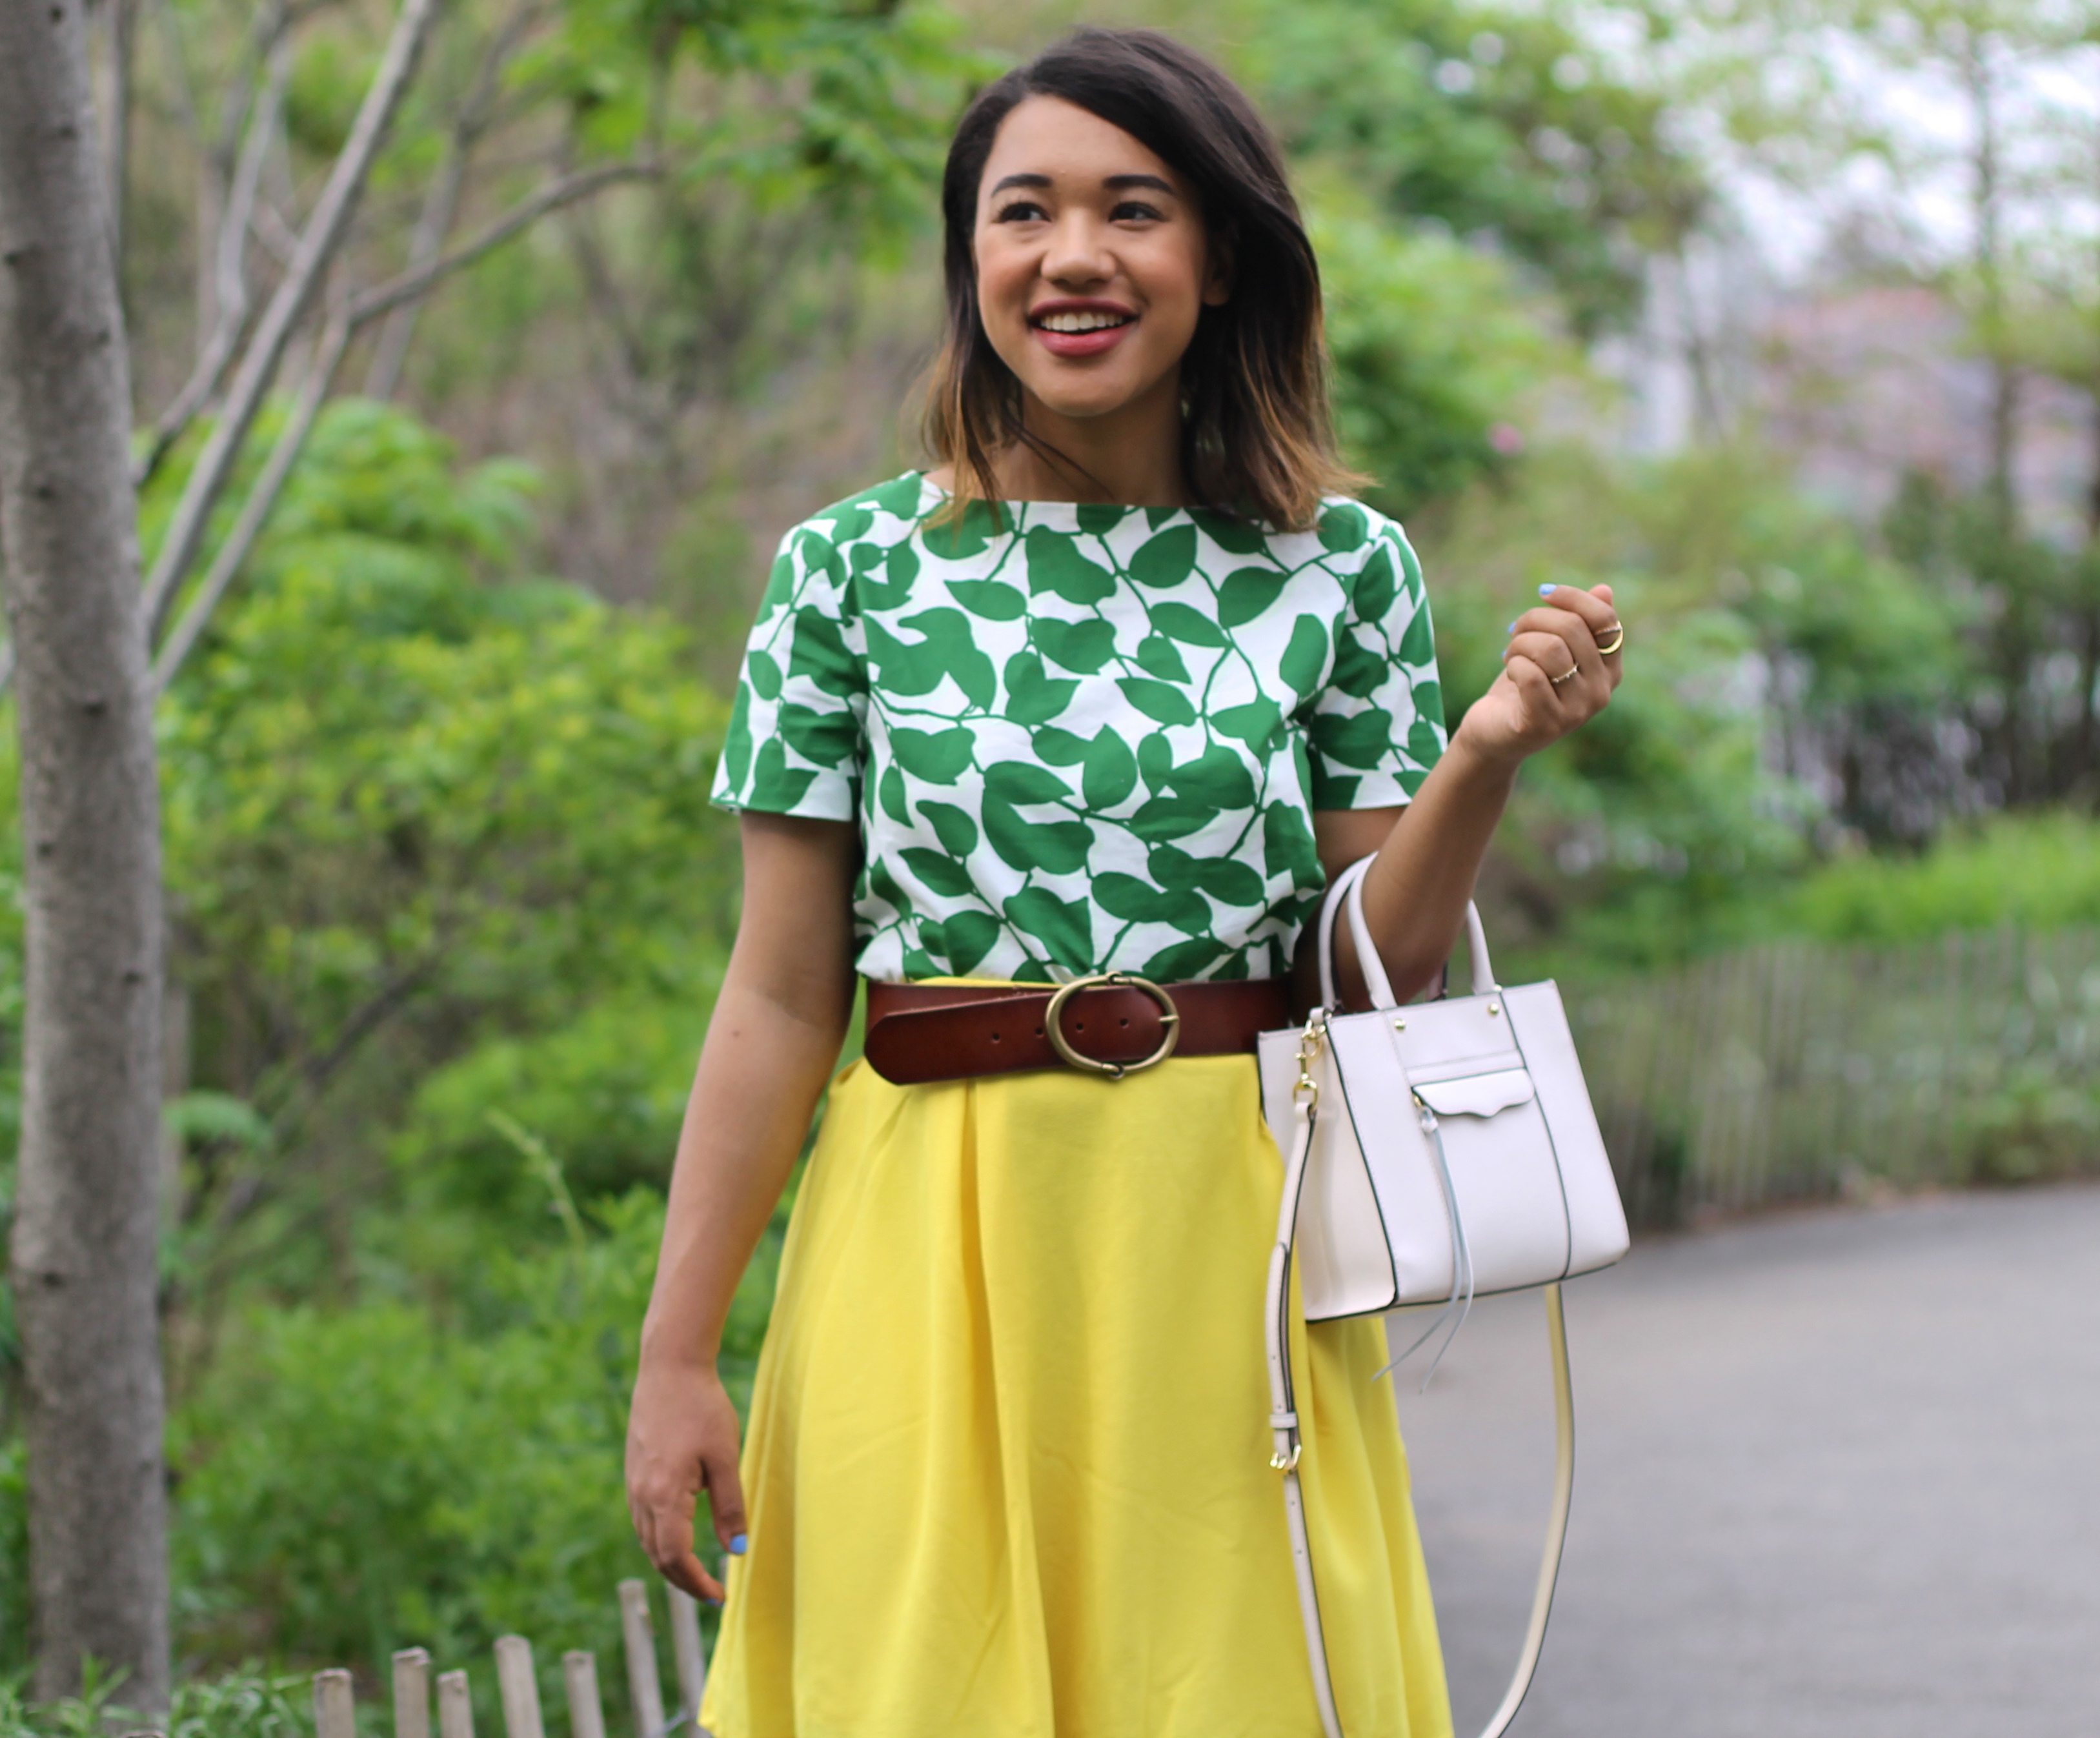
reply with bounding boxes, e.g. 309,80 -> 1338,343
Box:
1255,855 -> 1630,1738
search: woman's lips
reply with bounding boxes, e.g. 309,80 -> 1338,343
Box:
1032,318 -> 1135,359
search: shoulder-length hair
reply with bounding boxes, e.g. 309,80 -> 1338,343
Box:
922,28 -> 1358,532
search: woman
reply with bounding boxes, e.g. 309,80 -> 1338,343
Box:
626,27 -> 1621,1738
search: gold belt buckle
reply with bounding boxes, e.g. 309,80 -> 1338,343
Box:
1044,972 -> 1181,1080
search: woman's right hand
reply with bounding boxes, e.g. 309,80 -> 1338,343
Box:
626,1355 -> 748,1603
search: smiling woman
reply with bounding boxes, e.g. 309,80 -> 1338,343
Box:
925,32 -> 1357,529
627,25 -> 1628,1738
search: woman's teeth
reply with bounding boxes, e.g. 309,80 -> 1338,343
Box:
1036,310 -> 1133,333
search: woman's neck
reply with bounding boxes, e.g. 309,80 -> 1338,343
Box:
988,369 -> 1186,507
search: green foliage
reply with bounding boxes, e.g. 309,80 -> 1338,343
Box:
169,1190 -> 783,1713
1240,0 -> 1708,334
1314,188 -> 1570,516
0,1666 -> 313,1738
1767,813 -> 2100,944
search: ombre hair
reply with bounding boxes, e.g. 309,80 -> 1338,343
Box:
921,28 -> 1360,531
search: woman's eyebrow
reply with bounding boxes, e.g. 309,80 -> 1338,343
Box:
989,172 -> 1053,194
1104,174 -> 1176,195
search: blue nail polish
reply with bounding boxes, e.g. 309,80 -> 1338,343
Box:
730,1533 -> 749,1556
1504,620 -> 1515,633
705,1597 -> 723,1609
1538,583 -> 1555,597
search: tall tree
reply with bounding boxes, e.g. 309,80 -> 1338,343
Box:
0,0 -> 168,1708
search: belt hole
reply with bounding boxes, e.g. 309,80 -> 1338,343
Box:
1033,1026 -> 1044,1036
1119,1017 -> 1129,1027
991,1031 -> 1001,1042
1075,1020 -> 1085,1031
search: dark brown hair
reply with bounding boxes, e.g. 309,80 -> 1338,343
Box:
922,28 -> 1358,530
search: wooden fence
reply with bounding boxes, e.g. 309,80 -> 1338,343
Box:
1567,925 -> 2100,1226
298,1578 -> 714,1738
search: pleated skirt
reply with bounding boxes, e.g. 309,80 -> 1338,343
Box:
698,1044 -> 1452,1738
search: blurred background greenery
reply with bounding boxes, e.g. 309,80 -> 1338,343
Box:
5,0 -> 2100,1724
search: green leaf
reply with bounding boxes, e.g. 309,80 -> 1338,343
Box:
985,798 -> 1091,872
889,727 -> 976,783
1142,936 -> 1225,980
878,763 -> 910,824
951,579 -> 1027,621
1193,510 -> 1269,555
1212,698 -> 1283,747
1164,743 -> 1256,810
1129,524 -> 1197,589
940,909 -> 1003,974
1279,615 -> 1331,702
1034,615 -> 1118,673
900,607 -> 995,709
1135,634 -> 1191,682
865,618 -> 945,696
924,499 -> 1000,560
1137,731 -> 1175,793
780,702 -> 846,765
1026,527 -> 1115,604
1002,886 -> 1095,966
746,649 -> 783,700
722,685 -> 753,791
750,736 -> 817,810
1318,503 -> 1369,553
858,539 -> 919,611
1310,708 -> 1396,770
1129,794 -> 1216,842
1263,801 -> 1319,878
1353,543 -> 1397,624
918,799 -> 978,855
1003,651 -> 1079,726
1191,857 -> 1266,904
1095,873 -> 1176,921
901,847 -> 978,898
1331,631 -> 1389,698
1081,727 -> 1138,809
1076,503 -> 1128,534
1149,601 -> 1229,647
1117,678 -> 1197,726
789,609 -> 859,697
1033,727 -> 1089,765
1397,603 -> 1435,665
1217,566 -> 1287,627
984,759 -> 1072,805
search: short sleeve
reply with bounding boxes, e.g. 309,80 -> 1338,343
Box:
1304,510 -> 1446,809
711,522 -> 866,820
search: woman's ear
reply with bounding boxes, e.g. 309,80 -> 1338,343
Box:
1204,226 -> 1235,307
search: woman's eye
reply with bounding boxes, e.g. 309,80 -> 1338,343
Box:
1112,201 -> 1164,223
994,200 -> 1047,223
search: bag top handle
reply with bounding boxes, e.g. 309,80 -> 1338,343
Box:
1318,854 -> 1499,1011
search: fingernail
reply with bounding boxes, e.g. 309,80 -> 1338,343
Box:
1504,620 -> 1516,633
730,1533 -> 749,1556
1537,583 -> 1555,597
705,1596 -> 723,1608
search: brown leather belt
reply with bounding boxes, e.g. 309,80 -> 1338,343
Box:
862,974 -> 1290,1087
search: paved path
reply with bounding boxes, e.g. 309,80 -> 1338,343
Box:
1389,1182 -> 2100,1737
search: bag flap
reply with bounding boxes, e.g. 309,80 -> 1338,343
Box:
1413,1067 -> 1535,1118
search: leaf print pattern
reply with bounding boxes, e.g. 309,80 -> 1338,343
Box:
711,473 -> 1445,984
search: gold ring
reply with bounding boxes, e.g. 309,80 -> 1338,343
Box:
1548,663 -> 1580,686
1595,623 -> 1625,656
1044,972 -> 1180,1079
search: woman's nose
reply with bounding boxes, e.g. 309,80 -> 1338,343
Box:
1040,215 -> 1113,288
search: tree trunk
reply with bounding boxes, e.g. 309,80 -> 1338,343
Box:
0,0 -> 168,1710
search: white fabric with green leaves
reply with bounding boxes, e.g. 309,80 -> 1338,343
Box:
712,472 -> 1445,984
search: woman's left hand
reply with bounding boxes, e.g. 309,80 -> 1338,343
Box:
1452,582 -> 1624,768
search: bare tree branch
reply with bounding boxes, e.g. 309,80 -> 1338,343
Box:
364,0 -> 546,401
134,32 -> 290,489
146,158 -> 659,692
133,0 -> 443,651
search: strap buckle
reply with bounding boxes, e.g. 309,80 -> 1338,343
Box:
1043,972 -> 1180,1080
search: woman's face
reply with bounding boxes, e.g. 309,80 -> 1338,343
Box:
973,95 -> 1227,426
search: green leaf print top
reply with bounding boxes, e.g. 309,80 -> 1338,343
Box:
711,472 -> 1446,984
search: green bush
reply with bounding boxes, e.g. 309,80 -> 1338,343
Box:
170,1187 -> 784,1724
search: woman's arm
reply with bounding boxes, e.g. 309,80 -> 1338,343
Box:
1302,583 -> 1622,1009
627,812 -> 859,1602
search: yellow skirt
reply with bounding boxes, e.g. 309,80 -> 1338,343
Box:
700,1046 -> 1451,1738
